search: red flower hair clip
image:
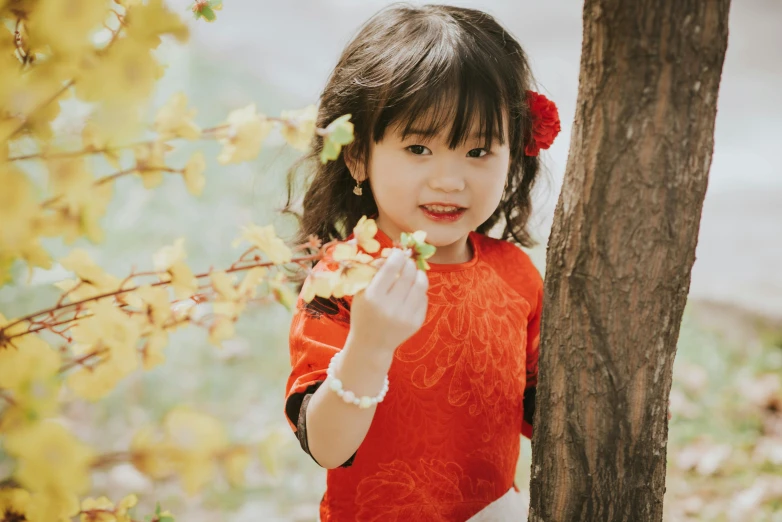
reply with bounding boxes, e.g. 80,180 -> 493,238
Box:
524,91 -> 561,157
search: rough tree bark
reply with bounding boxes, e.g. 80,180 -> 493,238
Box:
528,1 -> 731,521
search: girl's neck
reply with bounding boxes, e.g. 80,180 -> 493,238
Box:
427,236 -> 474,264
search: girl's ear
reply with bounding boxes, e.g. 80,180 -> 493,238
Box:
343,144 -> 367,183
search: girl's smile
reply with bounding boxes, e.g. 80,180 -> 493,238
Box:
419,203 -> 467,223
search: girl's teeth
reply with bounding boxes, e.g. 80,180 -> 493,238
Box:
425,205 -> 460,212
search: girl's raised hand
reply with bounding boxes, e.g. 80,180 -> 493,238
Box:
347,248 -> 429,361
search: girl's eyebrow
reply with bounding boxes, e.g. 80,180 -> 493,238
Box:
405,129 -> 438,138
405,129 -> 485,141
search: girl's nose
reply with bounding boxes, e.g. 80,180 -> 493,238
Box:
428,161 -> 465,193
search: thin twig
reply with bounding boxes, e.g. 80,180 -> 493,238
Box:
40,167 -> 181,208
0,390 -> 17,406
1,9 -> 124,146
0,251 -> 326,340
2,80 -> 75,143
58,348 -> 106,374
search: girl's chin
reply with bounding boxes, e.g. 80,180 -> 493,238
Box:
413,226 -> 472,247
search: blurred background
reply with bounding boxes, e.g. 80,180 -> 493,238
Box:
1,0 -> 780,520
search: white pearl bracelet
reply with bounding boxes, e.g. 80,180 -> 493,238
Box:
326,350 -> 389,409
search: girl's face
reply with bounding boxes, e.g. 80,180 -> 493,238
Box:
363,120 -> 511,263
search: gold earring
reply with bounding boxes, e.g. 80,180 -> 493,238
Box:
353,179 -> 363,196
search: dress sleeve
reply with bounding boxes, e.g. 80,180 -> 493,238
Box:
521,284 -> 542,439
284,293 -> 356,468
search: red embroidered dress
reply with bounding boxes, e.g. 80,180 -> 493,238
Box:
284,228 -> 543,521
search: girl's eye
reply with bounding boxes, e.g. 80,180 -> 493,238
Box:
407,145 -> 432,156
467,148 -> 488,158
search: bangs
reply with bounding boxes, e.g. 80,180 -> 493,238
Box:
370,21 -> 513,152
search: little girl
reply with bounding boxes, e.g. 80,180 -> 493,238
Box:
283,4 -> 560,521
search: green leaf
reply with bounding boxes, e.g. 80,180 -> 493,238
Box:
155,503 -> 162,516
209,0 -> 223,8
417,243 -> 436,259
159,516 -> 175,522
199,6 -> 216,21
320,114 -> 354,164
319,140 -> 339,164
327,114 -> 354,145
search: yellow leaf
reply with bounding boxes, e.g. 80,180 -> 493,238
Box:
222,447 -> 250,487
353,216 -> 381,253
2,378 -> 61,433
235,224 -> 292,264
280,104 -> 317,151
27,0 -> 107,56
170,261 -> 198,299
212,300 -> 241,318
53,278 -> 105,304
142,329 -> 168,370
82,122 -> 122,170
257,427 -> 290,477
155,92 -> 201,140
59,249 -> 119,291
237,266 -> 267,298
0,334 -> 60,391
66,303 -> 141,396
84,102 -> 145,148
4,421 -> 95,497
67,358 -> 127,401
332,243 -> 358,262
19,240 -> 53,272
0,163 -> 41,255
79,496 -> 115,522
130,424 -> 177,480
163,408 -> 227,493
153,239 -> 198,299
116,494 -> 138,522
136,285 -> 173,326
84,303 -> 140,363
0,488 -> 31,521
301,271 -> 340,303
210,270 -> 238,300
208,316 -> 235,347
25,492 -> 80,522
134,141 -> 169,189
340,264 -> 376,296
42,161 -> 114,245
48,157 -> 92,209
0,254 -> 15,287
268,273 -> 297,310
125,0 -> 189,48
76,38 -> 164,105
216,104 -> 273,164
153,238 -> 186,271
182,151 -> 206,196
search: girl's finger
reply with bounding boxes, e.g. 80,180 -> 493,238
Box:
369,249 -> 407,295
401,268 -> 427,303
388,258 -> 417,302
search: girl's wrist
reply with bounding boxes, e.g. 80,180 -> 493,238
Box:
342,335 -> 395,374
327,350 -> 389,409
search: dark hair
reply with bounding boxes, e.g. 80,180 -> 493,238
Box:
284,3 -> 541,249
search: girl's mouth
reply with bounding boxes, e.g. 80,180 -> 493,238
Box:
419,204 -> 467,223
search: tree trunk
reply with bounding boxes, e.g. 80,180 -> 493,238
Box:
528,1 -> 731,521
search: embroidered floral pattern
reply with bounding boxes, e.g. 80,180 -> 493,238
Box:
285,230 -> 543,521
395,264 -> 531,441
354,459 -> 501,521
